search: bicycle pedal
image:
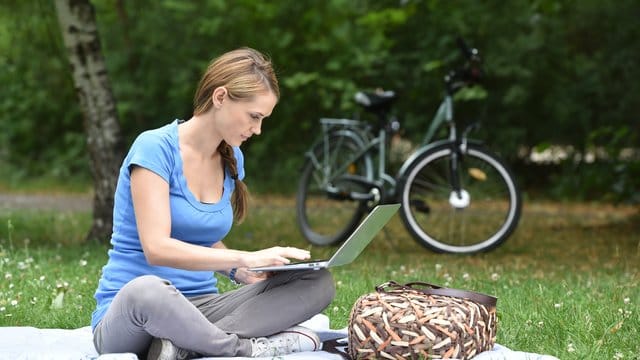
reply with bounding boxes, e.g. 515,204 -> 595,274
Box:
326,188 -> 351,201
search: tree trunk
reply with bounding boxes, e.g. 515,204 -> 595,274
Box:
53,0 -> 121,242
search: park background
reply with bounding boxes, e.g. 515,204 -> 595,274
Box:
0,1 -> 638,359
1,0 -> 638,201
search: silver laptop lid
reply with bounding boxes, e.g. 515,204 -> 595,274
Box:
325,203 -> 400,267
248,203 -> 400,272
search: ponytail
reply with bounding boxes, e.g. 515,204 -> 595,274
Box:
217,141 -> 248,223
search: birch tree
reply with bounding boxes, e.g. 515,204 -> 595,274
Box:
53,0 -> 121,242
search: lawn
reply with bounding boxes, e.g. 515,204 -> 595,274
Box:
0,195 -> 638,359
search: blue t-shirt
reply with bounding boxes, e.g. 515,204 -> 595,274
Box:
91,120 -> 245,330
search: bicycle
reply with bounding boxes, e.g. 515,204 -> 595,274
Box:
295,38 -> 522,254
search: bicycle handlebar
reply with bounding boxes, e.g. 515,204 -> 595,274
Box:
354,37 -> 484,103
456,37 -> 480,63
446,37 -> 483,93
457,37 -> 474,60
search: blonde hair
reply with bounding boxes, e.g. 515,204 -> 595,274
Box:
193,47 -> 279,223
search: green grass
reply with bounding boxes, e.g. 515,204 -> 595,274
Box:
0,210 -> 100,328
0,168 -> 91,194
0,197 -> 638,359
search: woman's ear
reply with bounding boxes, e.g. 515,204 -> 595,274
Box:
211,87 -> 227,108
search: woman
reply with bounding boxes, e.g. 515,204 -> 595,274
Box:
91,47 -> 336,359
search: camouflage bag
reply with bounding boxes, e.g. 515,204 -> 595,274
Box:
348,281 -> 497,359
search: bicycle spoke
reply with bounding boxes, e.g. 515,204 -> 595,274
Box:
400,144 -> 521,253
406,176 -> 451,194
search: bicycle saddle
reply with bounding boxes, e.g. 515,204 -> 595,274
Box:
354,90 -> 396,112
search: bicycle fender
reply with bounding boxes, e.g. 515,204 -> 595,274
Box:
395,139 -> 485,181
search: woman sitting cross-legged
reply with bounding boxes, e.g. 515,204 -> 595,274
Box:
90,47 -> 336,360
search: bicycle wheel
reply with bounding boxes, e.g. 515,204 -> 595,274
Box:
296,133 -> 374,246
399,142 -> 521,253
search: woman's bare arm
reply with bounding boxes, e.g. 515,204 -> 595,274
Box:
130,166 -> 309,271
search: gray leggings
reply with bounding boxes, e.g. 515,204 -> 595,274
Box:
93,269 -> 335,358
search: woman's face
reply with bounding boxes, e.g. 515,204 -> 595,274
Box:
214,88 -> 278,147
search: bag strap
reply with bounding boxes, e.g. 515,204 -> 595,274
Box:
376,281 -> 497,308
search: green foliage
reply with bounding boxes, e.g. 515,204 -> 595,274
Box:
0,0 -> 638,200
547,126 -> 640,203
0,1 -> 89,186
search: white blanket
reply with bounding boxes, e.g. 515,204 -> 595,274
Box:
0,315 -> 558,360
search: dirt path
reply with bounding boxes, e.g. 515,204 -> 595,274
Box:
1,192 -> 637,226
0,193 -> 92,212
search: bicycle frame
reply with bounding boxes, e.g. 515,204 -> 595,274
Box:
306,91 -> 465,204
400,92 -> 470,198
421,94 -> 456,146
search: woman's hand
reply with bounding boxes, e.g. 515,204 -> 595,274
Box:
229,245 -> 311,285
242,246 -> 311,268
233,267 -> 269,284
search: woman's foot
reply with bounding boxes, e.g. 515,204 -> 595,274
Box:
250,326 -> 321,357
147,338 -> 198,360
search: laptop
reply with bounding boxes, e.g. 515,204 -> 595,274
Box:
249,203 -> 400,272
